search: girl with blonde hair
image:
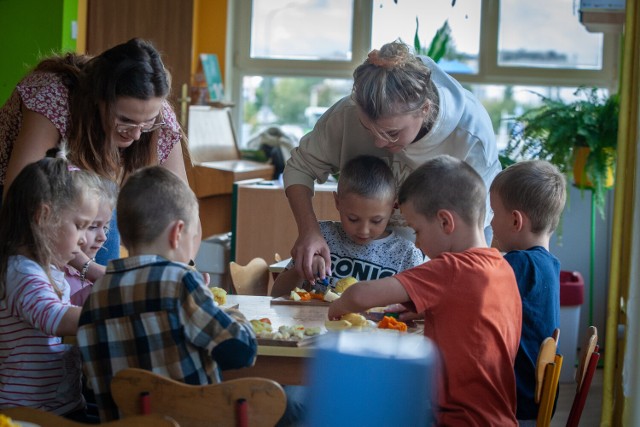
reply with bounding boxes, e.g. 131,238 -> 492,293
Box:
0,150 -> 101,419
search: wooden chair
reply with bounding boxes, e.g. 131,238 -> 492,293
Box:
0,407 -> 179,427
229,257 -> 270,295
566,326 -> 600,427
111,368 -> 287,427
535,333 -> 564,427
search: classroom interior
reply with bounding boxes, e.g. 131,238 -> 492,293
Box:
1,0 -> 639,425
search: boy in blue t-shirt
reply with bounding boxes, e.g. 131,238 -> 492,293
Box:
489,159 -> 567,424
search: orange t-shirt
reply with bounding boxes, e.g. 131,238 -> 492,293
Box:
395,247 -> 522,426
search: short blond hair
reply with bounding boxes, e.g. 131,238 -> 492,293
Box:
490,160 -> 566,234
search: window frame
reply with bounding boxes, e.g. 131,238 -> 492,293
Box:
227,0 -> 620,146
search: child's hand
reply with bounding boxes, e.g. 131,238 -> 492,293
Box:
327,298 -> 349,320
384,303 -> 423,323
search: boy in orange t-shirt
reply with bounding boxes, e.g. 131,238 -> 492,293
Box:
329,155 -> 522,426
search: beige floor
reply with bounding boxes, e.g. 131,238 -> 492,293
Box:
550,367 -> 603,426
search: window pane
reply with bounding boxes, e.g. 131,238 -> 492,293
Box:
499,0 -> 604,69
250,0 -> 354,61
371,0 -> 480,74
240,75 -> 352,145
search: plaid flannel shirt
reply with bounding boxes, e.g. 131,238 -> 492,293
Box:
77,255 -> 257,421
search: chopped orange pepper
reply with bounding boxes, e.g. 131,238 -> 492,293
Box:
378,316 -> 408,332
309,293 -> 325,300
259,318 -> 272,324
296,291 -> 311,301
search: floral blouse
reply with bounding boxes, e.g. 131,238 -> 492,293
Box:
0,71 -> 182,185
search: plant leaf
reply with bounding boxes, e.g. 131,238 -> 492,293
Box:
414,17 -> 422,53
426,20 -> 451,62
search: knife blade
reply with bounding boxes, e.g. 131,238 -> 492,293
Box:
311,276 -> 337,294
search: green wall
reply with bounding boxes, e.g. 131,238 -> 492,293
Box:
61,0 -> 79,52
0,0 -> 78,104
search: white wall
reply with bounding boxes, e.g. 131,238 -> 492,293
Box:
549,184 -> 614,358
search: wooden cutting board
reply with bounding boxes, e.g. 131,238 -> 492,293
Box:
257,334 -> 322,347
270,296 -> 330,306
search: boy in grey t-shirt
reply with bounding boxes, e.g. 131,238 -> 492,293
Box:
271,155 -> 424,297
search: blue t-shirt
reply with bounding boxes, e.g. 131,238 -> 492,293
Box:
505,246 -> 560,420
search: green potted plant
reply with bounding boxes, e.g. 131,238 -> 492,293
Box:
503,87 -> 619,214
413,18 -> 451,61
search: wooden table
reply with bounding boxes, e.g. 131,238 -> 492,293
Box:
221,295 -> 329,385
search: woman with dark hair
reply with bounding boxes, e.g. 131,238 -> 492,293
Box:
0,38 -> 187,283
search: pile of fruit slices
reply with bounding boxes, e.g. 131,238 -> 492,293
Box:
325,313 -> 408,332
250,318 -> 322,340
289,276 -> 359,302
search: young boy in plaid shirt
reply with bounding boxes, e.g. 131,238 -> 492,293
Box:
78,166 -> 257,421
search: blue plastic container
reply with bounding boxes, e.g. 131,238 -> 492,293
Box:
305,331 -> 438,427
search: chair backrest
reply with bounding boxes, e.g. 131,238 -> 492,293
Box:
535,331 -> 563,427
111,368 -> 287,427
566,326 -> 600,427
575,326 -> 598,388
535,335 -> 558,403
229,257 -> 270,295
0,407 -> 179,427
536,353 -> 563,427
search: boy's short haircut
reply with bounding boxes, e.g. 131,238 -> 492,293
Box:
490,159 -> 566,234
117,166 -> 198,248
337,155 -> 395,201
398,155 -> 486,228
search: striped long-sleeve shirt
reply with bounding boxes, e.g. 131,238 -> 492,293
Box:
78,255 -> 258,421
0,255 -> 84,414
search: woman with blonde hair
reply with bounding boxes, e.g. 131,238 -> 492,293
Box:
284,40 -> 501,281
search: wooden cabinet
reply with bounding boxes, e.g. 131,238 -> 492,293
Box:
187,106 -> 273,237
232,180 -> 340,266
194,161 -> 273,237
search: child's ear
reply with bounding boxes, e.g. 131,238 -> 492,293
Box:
512,210 -> 525,232
168,220 -> 186,249
34,203 -> 51,226
436,209 -> 455,234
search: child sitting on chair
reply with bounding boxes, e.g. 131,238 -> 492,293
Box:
489,160 -> 566,425
271,155 -> 424,297
78,166 -> 257,422
329,155 -> 522,426
64,176 -> 118,306
0,151 -> 101,419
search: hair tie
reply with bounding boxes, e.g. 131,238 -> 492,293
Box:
54,140 -> 78,170
55,149 -> 79,170
367,49 -> 404,69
